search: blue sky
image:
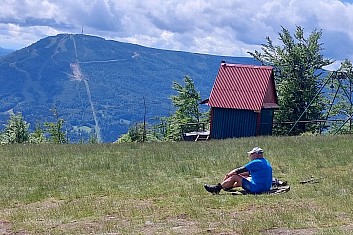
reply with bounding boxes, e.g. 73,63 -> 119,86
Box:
1,0 -> 353,70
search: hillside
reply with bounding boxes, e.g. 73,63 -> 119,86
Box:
0,34 -> 259,142
0,135 -> 352,234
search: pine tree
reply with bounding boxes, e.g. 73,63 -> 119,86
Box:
116,76 -> 206,142
1,113 -> 30,144
44,107 -> 67,144
167,76 -> 203,140
29,124 -> 46,143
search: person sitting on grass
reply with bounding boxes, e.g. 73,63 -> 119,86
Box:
204,147 -> 273,194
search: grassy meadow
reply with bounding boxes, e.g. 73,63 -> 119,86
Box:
0,135 -> 352,234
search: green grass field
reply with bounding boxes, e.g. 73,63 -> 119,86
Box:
0,135 -> 352,234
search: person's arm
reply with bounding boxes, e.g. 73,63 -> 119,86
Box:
239,171 -> 250,177
226,166 -> 248,177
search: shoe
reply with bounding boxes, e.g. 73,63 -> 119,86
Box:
223,187 -> 235,192
204,183 -> 222,194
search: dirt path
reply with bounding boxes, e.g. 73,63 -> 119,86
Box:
0,220 -> 12,234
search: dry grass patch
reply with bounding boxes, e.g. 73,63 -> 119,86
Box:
264,227 -> 318,235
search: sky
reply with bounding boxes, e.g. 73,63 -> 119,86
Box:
1,0 -> 353,70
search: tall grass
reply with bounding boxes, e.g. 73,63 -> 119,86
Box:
0,135 -> 352,234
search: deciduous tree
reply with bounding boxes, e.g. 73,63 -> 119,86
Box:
249,26 -> 332,135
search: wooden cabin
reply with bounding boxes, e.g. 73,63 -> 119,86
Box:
207,62 -> 279,139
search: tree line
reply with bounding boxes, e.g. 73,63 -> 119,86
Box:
0,107 -> 98,144
0,108 -> 64,144
0,75 -> 205,144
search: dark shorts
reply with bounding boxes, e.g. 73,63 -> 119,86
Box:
242,178 -> 252,193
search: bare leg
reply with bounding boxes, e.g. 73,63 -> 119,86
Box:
204,174 -> 250,194
221,174 -> 244,189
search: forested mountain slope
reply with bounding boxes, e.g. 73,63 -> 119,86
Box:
0,34 -> 258,142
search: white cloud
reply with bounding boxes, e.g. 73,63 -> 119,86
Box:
323,60 -> 342,71
1,0 -> 353,63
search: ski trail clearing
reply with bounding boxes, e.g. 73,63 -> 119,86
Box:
70,35 -> 102,142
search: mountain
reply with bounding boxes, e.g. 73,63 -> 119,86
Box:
0,47 -> 14,56
0,34 -> 259,142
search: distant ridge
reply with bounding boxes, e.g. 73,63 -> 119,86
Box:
0,47 -> 14,56
0,34 -> 259,142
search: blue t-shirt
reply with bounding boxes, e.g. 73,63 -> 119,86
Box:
244,157 -> 273,193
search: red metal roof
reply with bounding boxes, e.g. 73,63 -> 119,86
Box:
208,63 -> 278,111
